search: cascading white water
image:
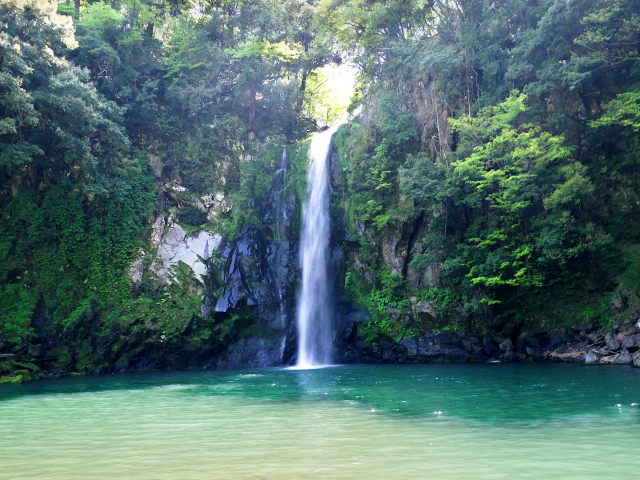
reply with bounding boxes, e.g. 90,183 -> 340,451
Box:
296,125 -> 340,368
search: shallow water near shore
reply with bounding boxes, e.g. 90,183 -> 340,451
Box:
1,363 -> 639,479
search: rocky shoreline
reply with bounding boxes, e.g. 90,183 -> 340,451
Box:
337,321 -> 640,368
2,321 -> 640,384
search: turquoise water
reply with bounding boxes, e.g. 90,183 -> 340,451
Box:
1,364 -> 639,478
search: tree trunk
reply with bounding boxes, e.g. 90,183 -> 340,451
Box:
249,90 -> 256,128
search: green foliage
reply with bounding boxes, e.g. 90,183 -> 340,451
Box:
616,245 -> 640,311
344,263 -> 416,342
572,0 -> 640,68
178,207 -> 208,227
450,93 -> 593,295
316,0 -> 431,77
590,89 -> 640,133
0,284 -> 35,350
0,1 -> 161,364
340,15 -> 640,334
333,88 -> 417,235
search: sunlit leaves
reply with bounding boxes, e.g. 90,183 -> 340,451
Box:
443,92 -> 595,298
573,0 -> 640,65
590,90 -> 640,133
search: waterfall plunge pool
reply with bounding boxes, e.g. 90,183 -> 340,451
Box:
1,364 -> 639,479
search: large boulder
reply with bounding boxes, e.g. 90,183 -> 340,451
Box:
585,349 -> 602,364
499,339 -> 514,352
613,349 -> 633,365
605,332 -> 621,352
621,335 -> 638,352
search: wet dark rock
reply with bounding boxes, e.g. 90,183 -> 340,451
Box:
381,344 -> 393,361
516,333 -> 530,351
461,338 -> 474,352
549,334 -> 568,348
621,335 -> 638,352
422,333 -> 436,343
416,344 -> 469,362
217,337 -> 283,369
399,338 -> 418,357
342,322 -> 357,342
586,333 -> 601,345
483,337 -> 494,355
499,339 -> 513,352
534,334 -> 552,349
526,336 -> 540,348
341,302 -> 371,323
339,334 -> 470,364
633,351 -> 640,368
572,323 -> 594,332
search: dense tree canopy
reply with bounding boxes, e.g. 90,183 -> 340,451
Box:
332,0 -> 640,339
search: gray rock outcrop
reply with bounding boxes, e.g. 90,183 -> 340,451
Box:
150,220 -> 223,283
612,349 -> 633,365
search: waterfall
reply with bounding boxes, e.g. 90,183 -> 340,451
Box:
296,125 -> 339,368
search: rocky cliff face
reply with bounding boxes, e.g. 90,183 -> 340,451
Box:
118,149 -> 302,371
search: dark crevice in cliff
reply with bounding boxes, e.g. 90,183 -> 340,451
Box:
403,210 -> 424,280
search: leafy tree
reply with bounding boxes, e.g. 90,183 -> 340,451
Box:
316,0 -> 433,78
0,0 -> 155,355
572,0 -> 640,70
450,93 -> 595,298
